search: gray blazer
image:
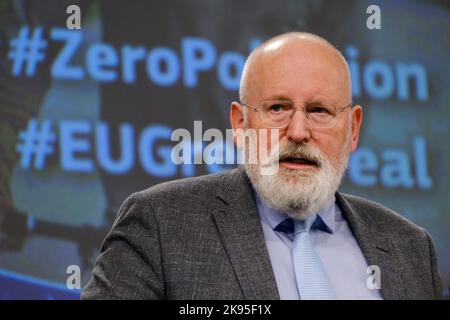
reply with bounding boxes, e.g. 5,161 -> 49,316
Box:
82,166 -> 442,299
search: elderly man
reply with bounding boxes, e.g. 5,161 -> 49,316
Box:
82,32 -> 442,300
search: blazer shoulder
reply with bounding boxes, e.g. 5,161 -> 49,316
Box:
130,168 -> 235,206
339,193 -> 427,238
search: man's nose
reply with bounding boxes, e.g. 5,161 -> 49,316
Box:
285,110 -> 311,142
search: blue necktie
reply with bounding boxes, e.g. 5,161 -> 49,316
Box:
292,219 -> 336,300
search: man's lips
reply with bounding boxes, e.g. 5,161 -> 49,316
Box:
279,156 -> 319,169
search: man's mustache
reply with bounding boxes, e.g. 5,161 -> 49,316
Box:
263,141 -> 324,168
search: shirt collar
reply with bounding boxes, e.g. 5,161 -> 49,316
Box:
256,194 -> 336,235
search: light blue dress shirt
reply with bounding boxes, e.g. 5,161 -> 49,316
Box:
256,195 -> 382,300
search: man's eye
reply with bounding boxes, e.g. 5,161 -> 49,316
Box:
310,107 -> 330,114
270,104 -> 284,112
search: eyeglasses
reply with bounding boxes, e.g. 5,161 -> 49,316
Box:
241,100 -> 353,129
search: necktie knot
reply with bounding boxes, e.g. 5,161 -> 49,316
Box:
294,220 -> 308,235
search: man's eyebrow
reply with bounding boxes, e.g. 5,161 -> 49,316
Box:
262,94 -> 293,101
304,98 -> 335,106
260,96 -> 338,106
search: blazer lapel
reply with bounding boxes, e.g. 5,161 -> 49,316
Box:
336,193 -> 408,300
212,166 -> 279,300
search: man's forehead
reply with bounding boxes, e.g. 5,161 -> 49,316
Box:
243,35 -> 350,102
249,56 -> 345,100
254,38 -> 345,74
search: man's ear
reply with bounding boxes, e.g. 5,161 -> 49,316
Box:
230,101 -> 246,149
350,105 -> 363,153
230,101 -> 245,131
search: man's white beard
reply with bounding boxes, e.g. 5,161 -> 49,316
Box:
244,132 -> 352,221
